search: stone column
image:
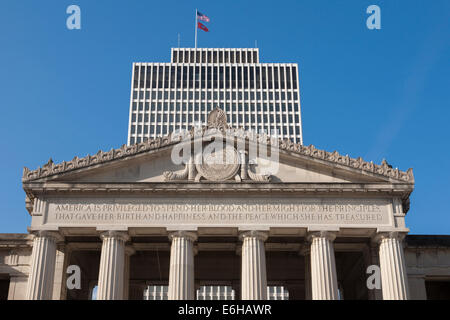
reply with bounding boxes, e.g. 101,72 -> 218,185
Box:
168,231 -> 197,300
308,231 -> 339,300
301,245 -> 312,300
97,231 -> 129,300
240,231 -> 268,300
123,246 -> 135,300
408,275 -> 426,300
52,245 -> 66,300
375,232 -> 409,300
26,231 -> 63,300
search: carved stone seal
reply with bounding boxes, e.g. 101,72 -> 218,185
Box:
195,143 -> 240,181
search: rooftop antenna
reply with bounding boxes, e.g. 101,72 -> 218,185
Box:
255,40 -> 257,48
178,33 -> 180,48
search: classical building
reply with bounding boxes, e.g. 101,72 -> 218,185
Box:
128,48 -> 302,145
1,108 -> 449,300
2,44 -> 450,299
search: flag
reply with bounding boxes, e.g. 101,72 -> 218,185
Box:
198,22 -> 209,32
197,11 -> 210,22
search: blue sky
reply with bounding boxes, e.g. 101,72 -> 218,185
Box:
0,0 -> 449,234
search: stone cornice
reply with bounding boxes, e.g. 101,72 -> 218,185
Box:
22,134 -> 176,182
22,127 -> 414,184
23,181 -> 413,196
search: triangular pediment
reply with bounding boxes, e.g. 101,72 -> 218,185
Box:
22,128 -> 414,186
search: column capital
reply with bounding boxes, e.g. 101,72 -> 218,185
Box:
299,243 -> 311,256
100,230 -> 129,242
372,231 -> 408,244
307,230 -> 337,243
168,231 -> 197,242
239,230 -> 268,242
30,230 -> 64,243
125,246 -> 136,256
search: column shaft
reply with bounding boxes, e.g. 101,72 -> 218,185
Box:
377,233 -> 409,300
26,231 -> 62,300
309,232 -> 339,300
97,231 -> 128,300
168,231 -> 196,300
303,250 -> 312,300
123,247 -> 135,300
240,231 -> 268,300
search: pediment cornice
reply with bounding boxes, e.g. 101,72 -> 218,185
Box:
22,127 -> 414,184
23,182 -> 414,197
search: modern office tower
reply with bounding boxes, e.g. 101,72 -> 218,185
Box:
127,48 -> 303,145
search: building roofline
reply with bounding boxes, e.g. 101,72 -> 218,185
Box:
406,235 -> 450,247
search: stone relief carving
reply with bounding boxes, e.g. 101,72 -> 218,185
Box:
163,163 -> 189,181
207,106 -> 228,130
194,143 -> 240,182
22,108 -> 414,183
163,142 -> 271,182
163,156 -> 196,182
247,161 -> 271,182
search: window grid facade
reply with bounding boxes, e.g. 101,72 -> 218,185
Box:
128,48 -> 303,145
196,285 -> 235,300
142,285 -> 288,300
143,285 -> 168,300
267,286 -> 289,300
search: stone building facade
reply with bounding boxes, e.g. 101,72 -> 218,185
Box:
1,110 -> 449,300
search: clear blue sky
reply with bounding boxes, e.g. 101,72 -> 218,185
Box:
0,1 -> 449,234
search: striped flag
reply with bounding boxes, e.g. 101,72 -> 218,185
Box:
197,11 -> 210,22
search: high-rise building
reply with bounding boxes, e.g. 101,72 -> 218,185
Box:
127,48 -> 303,145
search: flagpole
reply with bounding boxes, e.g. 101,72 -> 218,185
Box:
194,8 -> 198,49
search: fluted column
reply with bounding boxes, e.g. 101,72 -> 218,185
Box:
97,231 -> 129,300
375,232 -> 409,300
26,231 -> 63,300
240,231 -> 268,300
168,231 -> 197,300
123,246 -> 135,300
308,231 -> 339,300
